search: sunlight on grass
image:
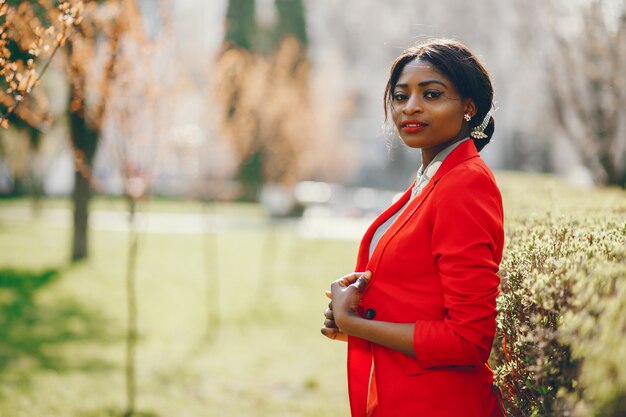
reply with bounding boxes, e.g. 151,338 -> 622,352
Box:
0,199 -> 354,417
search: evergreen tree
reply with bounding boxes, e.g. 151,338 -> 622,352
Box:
274,0 -> 307,46
224,0 -> 257,50
220,0 -> 308,201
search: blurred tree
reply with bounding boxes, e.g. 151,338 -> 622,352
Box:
273,0 -> 307,46
65,0 -> 125,261
214,0 -> 312,314
216,0 -> 310,202
64,0 -> 160,261
0,0 -> 80,128
262,0 -> 310,189
224,0 -> 257,50
0,0 -> 81,205
1,0 -> 127,260
548,0 -> 626,187
101,2 -> 172,413
221,0 -> 261,200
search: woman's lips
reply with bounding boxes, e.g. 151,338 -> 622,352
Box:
401,120 -> 428,133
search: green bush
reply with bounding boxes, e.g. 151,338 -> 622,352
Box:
493,175 -> 626,417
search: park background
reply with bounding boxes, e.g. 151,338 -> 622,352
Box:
0,0 -> 625,416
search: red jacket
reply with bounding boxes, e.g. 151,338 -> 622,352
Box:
348,140 -> 505,417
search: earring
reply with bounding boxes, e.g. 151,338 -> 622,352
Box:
463,113 -> 471,122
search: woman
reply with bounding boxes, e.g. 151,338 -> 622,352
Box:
321,39 -> 505,417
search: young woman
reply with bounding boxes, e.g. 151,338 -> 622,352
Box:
321,39 -> 505,417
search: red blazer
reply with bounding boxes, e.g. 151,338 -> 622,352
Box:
348,140 -> 505,417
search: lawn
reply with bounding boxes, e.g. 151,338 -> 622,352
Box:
0,198 -> 356,417
0,171 -> 624,417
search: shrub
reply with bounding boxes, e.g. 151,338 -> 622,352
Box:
492,175 -> 626,417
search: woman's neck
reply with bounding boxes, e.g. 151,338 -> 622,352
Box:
420,136 -> 468,170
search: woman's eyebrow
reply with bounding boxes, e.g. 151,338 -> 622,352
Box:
394,80 -> 448,89
418,80 -> 447,88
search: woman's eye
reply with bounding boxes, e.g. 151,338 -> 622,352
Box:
393,92 -> 407,101
424,90 -> 443,99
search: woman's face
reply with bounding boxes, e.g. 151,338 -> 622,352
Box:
391,58 -> 474,152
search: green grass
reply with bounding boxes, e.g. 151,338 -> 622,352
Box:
0,172 -> 624,416
0,198 -> 355,417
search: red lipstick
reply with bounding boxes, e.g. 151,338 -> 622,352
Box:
400,119 -> 428,133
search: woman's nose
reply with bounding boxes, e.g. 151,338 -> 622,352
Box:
402,94 -> 422,115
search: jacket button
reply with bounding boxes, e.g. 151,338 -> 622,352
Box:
365,308 -> 376,320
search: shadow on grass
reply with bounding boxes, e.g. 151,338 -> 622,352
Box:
0,268 -> 116,373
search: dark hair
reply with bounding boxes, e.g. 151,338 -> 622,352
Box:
384,39 -> 495,151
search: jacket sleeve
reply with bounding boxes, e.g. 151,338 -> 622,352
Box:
413,165 -> 504,368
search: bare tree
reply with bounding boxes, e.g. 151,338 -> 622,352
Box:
215,0 -> 314,201
102,1 -> 171,414
65,0 -> 117,260
64,0 -> 158,261
547,0 -> 626,187
213,0 -> 314,313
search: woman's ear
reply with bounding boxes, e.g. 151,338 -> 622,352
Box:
464,99 -> 477,118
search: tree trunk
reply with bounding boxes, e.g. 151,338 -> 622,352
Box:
236,149 -> 263,201
256,217 -> 279,312
124,199 -> 139,417
71,168 -> 91,261
204,200 -> 220,342
28,129 -> 43,217
69,100 -> 99,261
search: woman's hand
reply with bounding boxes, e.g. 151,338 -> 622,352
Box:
320,270 -> 416,357
321,271 -> 371,341
321,293 -> 348,342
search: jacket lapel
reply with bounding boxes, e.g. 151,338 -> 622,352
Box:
430,138 -> 480,185
354,184 -> 414,271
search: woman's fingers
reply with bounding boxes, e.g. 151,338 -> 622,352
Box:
320,327 -> 337,339
324,308 -> 337,328
327,271 -> 371,295
338,272 -> 365,286
320,326 -> 348,342
324,318 -> 336,328
321,271 -> 371,343
351,271 -> 372,291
